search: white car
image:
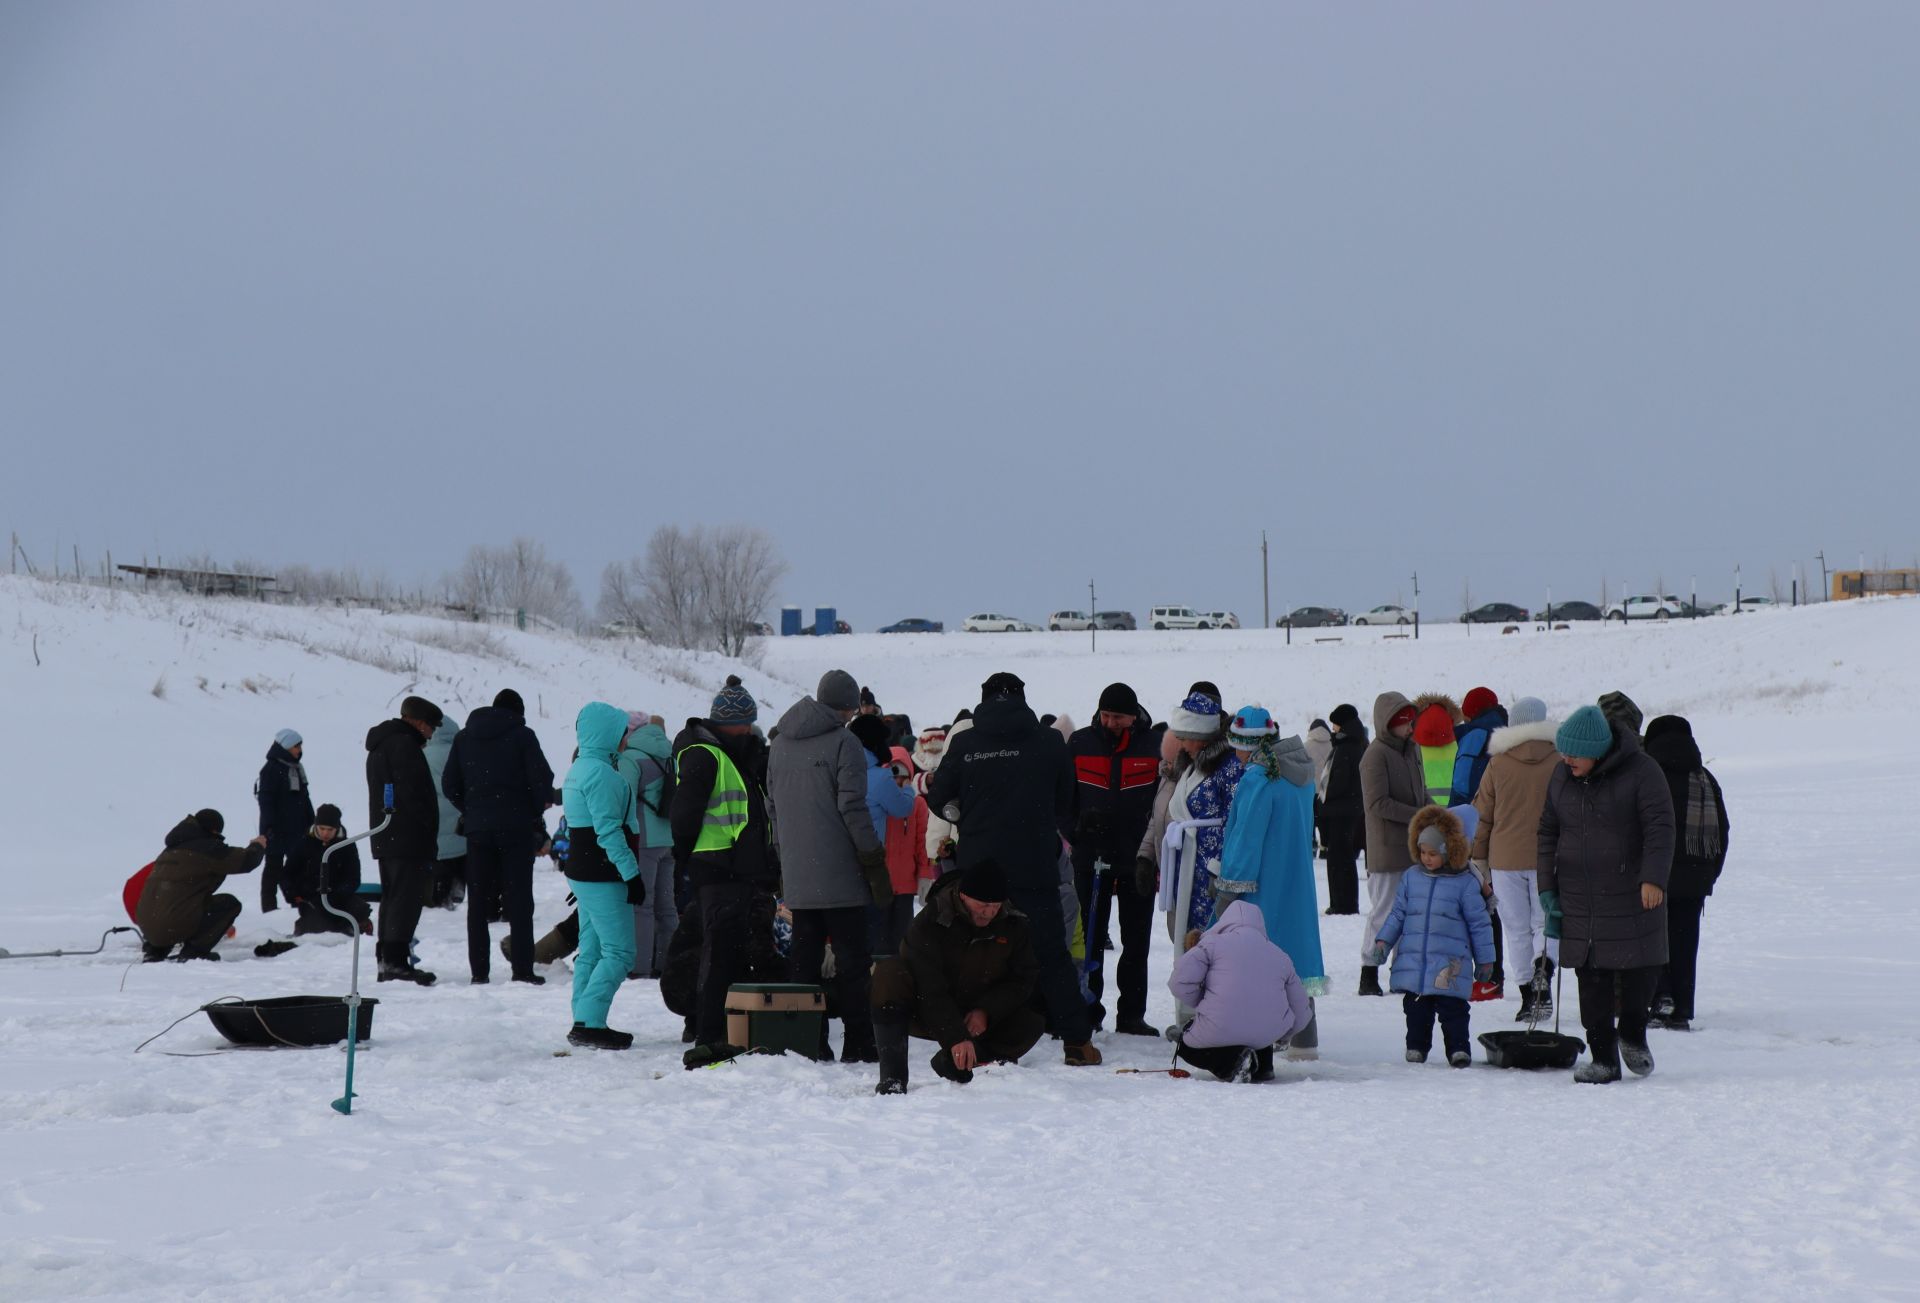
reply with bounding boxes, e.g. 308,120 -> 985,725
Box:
1605,594 -> 1691,621
1149,605 -> 1206,630
1048,610 -> 1094,632
1709,596 -> 1778,616
1202,610 -> 1241,630
963,612 -> 1039,633
1352,604 -> 1411,626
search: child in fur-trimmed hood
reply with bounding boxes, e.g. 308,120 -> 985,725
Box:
1369,806 -> 1496,1066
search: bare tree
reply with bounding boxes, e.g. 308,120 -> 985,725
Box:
449,538 -> 583,627
700,525 -> 786,656
609,524 -> 785,653
597,558 -> 649,634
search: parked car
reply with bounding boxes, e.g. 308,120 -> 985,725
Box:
1279,606 -> 1347,629
1605,594 -> 1692,621
962,613 -> 1039,633
1202,611 -> 1241,630
1542,600 -> 1603,622
1048,610 -> 1094,632
878,617 -> 943,634
1707,596 -> 1777,616
1351,604 -> 1410,626
1093,610 -> 1137,631
801,619 -> 854,636
1463,602 -> 1530,624
1149,605 -> 1206,630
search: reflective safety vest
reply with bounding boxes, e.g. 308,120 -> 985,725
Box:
681,743 -> 752,853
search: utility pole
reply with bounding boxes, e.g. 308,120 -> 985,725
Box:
1260,531 -> 1270,632
1412,571 -> 1421,640
1816,549 -> 1829,602
1734,564 -> 1742,612
1088,578 -> 1097,655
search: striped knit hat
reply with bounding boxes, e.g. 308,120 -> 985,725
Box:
709,675 -> 757,725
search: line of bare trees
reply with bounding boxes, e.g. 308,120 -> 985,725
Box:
598,524 -> 786,656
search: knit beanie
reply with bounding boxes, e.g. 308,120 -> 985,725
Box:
956,860 -> 1009,904
817,670 -> 860,713
1329,703 -> 1363,734
275,728 -> 303,751
194,808 -> 225,837
1462,687 -> 1499,720
848,714 -> 892,765
314,803 -> 343,829
710,675 -> 758,725
1416,824 -> 1449,854
1228,704 -> 1277,748
625,710 -> 650,738
493,688 -> 525,717
1097,682 -> 1141,717
1169,692 -> 1225,740
1556,705 -> 1615,760
1509,696 -> 1548,727
1188,681 -> 1223,708
981,671 -> 1026,702
1598,691 -> 1644,736
1413,704 -> 1457,747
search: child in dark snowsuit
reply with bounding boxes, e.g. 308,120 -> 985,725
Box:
1370,806 -> 1496,1067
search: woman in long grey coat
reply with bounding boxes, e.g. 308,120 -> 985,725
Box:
1538,705 -> 1675,1084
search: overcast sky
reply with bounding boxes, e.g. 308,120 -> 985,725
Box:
3,3 -> 1915,626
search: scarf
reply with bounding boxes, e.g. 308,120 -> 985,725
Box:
1685,768 -> 1725,864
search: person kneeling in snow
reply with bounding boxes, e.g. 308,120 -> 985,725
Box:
287,804 -> 373,937
1168,900 -> 1313,1082
136,810 -> 267,962
1368,806 -> 1496,1067
871,861 -> 1044,1093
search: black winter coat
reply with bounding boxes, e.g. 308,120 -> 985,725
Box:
1322,728 -> 1369,821
442,706 -> 555,837
898,874 -> 1040,1049
1642,718 -> 1729,898
255,743 -> 315,849
365,719 -> 439,862
925,696 -> 1072,889
1062,719 -> 1164,870
668,721 -> 775,889
287,832 -> 363,902
1538,723 -> 1677,970
659,890 -> 788,1017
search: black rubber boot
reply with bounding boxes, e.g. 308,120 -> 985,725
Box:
1358,966 -> 1385,997
568,1024 -> 634,1051
874,1015 -> 910,1095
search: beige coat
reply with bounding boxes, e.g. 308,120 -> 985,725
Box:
1470,720 -> 1561,871
1359,692 -> 1427,874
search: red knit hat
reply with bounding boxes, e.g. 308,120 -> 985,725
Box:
1413,704 -> 1457,747
1462,686 -> 1499,719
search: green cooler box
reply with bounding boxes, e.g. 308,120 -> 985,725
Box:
724,983 -> 828,1059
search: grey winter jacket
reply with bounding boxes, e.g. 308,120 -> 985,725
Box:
768,696 -> 883,909
1537,722 -> 1677,970
1359,692 -> 1427,874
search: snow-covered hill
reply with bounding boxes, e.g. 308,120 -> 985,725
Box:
2,577 -> 1917,1301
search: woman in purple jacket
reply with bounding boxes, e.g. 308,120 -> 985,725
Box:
1168,900 -> 1314,1082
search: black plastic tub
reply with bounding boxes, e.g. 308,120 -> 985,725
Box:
1478,1029 -> 1585,1070
204,996 -> 377,1048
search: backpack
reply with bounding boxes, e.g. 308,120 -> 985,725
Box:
638,756 -> 676,818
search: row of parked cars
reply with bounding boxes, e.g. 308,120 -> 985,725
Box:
877,606 -> 1245,633
1277,594 -> 1780,628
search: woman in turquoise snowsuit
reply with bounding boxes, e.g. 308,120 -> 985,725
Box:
561,702 -> 642,1048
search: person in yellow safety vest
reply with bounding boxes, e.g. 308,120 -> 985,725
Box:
669,675 -> 777,1069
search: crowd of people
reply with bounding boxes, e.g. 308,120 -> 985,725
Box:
129,668 -> 1730,1088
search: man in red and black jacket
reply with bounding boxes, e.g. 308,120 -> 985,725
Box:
1062,682 -> 1165,1037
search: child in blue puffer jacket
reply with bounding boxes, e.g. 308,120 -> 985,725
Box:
1370,805 -> 1495,1067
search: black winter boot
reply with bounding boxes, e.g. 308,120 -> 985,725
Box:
1514,984 -> 1537,1022
874,1015 -> 910,1095
568,1024 -> 634,1051
1358,966 -> 1385,997
931,1046 -> 974,1084
1575,1036 -> 1622,1084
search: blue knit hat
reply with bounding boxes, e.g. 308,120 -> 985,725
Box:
1509,697 -> 1547,727
1169,692 -> 1224,740
1227,704 -> 1276,748
710,675 -> 757,725
1555,705 -> 1613,760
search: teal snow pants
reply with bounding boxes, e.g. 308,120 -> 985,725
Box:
571,879 -> 637,1029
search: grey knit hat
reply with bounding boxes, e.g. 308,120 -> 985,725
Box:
817,669 -> 860,713
710,675 -> 758,725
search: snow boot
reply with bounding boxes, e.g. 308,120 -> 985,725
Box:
1655,1016 -> 1692,1032
1514,984 -> 1537,1022
1575,1040 -> 1622,1084
1406,1047 -> 1428,1064
681,1042 -> 745,1069
568,1024 -> 634,1051
1652,994 -> 1676,1021
1115,1018 -> 1161,1037
1228,1048 -> 1257,1083
511,972 -> 546,986
1358,966 -> 1385,997
1251,1046 -> 1276,1083
1621,1038 -> 1656,1077
1286,1001 -> 1319,1062
874,1016 -> 910,1095
378,964 -> 436,985
176,947 -> 221,962
1063,1040 -> 1103,1067
930,1047 -> 974,1085
141,944 -> 173,963
1448,1050 -> 1471,1068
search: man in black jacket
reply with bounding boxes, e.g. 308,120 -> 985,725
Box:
669,675 -> 776,1065
926,671 -> 1099,1066
443,688 -> 556,985
366,695 -> 444,985
255,728 -> 313,913
1062,683 -> 1163,1036
1320,703 -> 1368,915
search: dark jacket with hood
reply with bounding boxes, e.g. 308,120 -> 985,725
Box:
255,742 -> 314,850
925,694 -> 1073,888
1451,705 -> 1509,805
897,873 -> 1040,1049
669,719 -> 775,889
1538,722 -> 1677,969
1642,716 -> 1729,898
365,718 -> 439,862
1359,692 -> 1427,873
767,695 -> 882,910
1062,714 -> 1165,871
137,816 -> 265,947
1322,705 -> 1369,825
442,705 -> 555,838
289,830 -> 362,903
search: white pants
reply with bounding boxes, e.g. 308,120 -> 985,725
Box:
1362,868 -> 1404,962
1491,869 -> 1559,972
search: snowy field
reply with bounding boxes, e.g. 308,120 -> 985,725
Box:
3,577 -> 1919,1301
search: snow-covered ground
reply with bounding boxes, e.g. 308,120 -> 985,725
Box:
3,577 -> 1918,1301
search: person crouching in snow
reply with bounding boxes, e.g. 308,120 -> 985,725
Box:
870,861 -> 1044,1094
1167,900 -> 1313,1082
288,804 -> 373,937
560,703 -> 644,1051
1368,807 -> 1495,1067
136,810 -> 267,961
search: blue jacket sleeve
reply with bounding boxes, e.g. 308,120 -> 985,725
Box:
1376,876 -> 1411,950
872,769 -> 915,821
